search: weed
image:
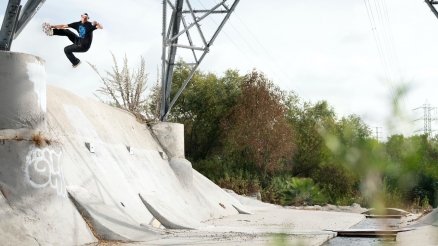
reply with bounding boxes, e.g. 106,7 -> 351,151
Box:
31,132 -> 52,148
14,135 -> 24,141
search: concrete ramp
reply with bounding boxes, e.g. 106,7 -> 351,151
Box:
139,192 -> 204,229
409,208 -> 438,227
68,186 -> 161,242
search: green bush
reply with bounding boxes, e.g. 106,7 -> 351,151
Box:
280,178 -> 327,206
215,171 -> 260,195
261,175 -> 291,204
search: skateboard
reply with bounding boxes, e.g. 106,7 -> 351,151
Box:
42,22 -> 53,36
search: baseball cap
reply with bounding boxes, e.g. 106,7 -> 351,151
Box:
81,13 -> 90,18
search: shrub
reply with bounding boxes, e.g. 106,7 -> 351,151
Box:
280,178 -> 327,206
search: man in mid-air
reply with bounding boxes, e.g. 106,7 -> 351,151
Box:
43,13 -> 103,68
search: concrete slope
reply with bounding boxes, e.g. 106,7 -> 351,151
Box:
44,85 -> 247,234
0,140 -> 97,245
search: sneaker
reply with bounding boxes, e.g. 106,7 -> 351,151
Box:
72,61 -> 82,68
42,22 -> 53,36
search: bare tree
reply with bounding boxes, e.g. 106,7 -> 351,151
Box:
88,52 -> 150,120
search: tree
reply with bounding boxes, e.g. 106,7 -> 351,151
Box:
286,96 -> 336,177
89,52 -> 151,120
221,70 -> 295,182
164,63 -> 243,160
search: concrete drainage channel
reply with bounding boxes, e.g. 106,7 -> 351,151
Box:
323,208 -> 414,246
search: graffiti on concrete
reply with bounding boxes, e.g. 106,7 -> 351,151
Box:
24,145 -> 66,197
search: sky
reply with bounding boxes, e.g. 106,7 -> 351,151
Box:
2,0 -> 438,140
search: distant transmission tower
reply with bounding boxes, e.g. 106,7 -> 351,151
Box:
414,100 -> 436,136
374,127 -> 382,141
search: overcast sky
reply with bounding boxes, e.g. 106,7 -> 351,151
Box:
2,0 -> 438,140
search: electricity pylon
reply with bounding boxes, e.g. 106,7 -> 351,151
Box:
374,127 -> 382,141
160,0 -> 240,121
414,100 -> 436,136
425,0 -> 438,20
0,0 -> 46,51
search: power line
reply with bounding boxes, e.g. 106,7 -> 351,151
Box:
204,0 -> 310,100
378,0 -> 409,113
364,0 -> 399,114
362,0 -> 418,140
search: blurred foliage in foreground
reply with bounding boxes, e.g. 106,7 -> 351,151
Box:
148,63 -> 438,210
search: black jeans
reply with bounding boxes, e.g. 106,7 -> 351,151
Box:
53,29 -> 88,65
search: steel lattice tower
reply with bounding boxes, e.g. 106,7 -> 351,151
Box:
414,100 -> 436,136
425,0 -> 438,19
160,0 -> 240,121
0,0 -> 46,50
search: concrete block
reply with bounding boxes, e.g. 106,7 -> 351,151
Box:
0,51 -> 46,130
150,122 -> 185,159
148,217 -> 162,228
159,151 -> 168,160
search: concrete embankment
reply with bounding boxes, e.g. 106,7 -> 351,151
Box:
0,51 -> 249,245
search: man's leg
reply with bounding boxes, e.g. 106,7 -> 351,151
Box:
53,29 -> 77,44
64,44 -> 87,66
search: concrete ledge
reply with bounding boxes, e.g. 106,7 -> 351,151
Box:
67,186 -> 161,242
232,204 -> 253,215
362,208 -> 410,215
139,192 -> 204,229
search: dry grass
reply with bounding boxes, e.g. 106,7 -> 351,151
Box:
31,132 -> 52,148
78,210 -> 123,245
14,135 -> 25,141
0,133 -> 55,148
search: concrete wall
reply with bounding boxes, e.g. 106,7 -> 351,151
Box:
0,140 -> 97,245
0,51 -> 46,130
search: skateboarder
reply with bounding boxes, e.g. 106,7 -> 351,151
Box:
42,13 -> 103,68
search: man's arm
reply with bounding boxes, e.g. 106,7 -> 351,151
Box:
50,24 -> 69,29
92,21 -> 103,29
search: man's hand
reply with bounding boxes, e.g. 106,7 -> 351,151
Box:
93,21 -> 103,29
